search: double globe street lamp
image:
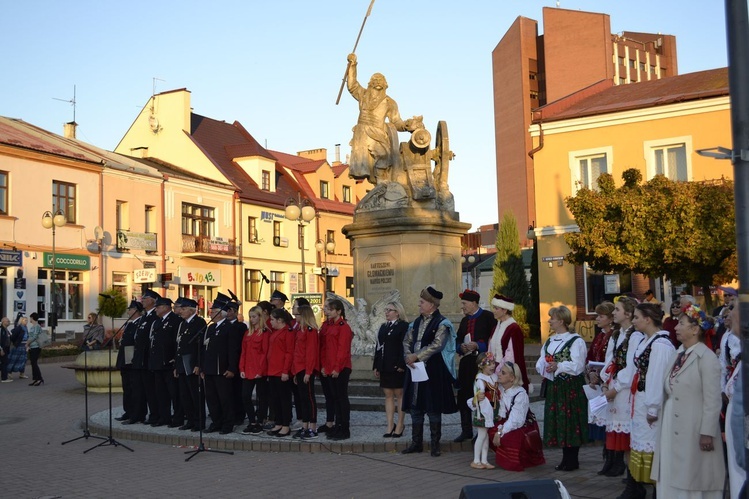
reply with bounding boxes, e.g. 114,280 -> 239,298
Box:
284,195 -> 316,293
41,209 -> 67,337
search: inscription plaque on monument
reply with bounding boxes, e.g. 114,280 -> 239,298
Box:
364,256 -> 396,297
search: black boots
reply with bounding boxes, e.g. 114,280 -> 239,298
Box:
401,422 -> 423,454
453,408 -> 473,443
430,420 -> 442,457
329,423 -> 350,441
606,451 -> 627,477
598,449 -> 614,475
616,469 -> 647,499
555,446 -> 580,471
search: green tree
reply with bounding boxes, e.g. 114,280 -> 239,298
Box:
98,288 -> 128,346
492,212 -> 531,335
565,170 -> 736,310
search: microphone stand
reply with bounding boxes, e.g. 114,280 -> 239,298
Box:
62,306 -> 107,447
184,308 -> 234,462
84,307 -> 139,454
259,271 -> 270,302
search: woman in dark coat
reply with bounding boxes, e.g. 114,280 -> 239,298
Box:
7,315 -> 29,379
373,300 -> 409,438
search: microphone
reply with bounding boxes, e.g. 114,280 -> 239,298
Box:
99,293 -> 113,300
259,271 -> 270,284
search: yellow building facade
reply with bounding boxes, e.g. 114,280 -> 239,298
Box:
528,69 -> 732,340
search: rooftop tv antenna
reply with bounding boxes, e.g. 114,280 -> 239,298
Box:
53,85 -> 77,123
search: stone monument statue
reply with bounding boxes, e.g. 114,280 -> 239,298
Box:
342,54 -> 470,322
346,53 -> 456,214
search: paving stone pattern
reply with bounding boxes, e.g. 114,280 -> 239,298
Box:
0,360 -> 652,498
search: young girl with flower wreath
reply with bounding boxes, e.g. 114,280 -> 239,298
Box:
467,352 -> 499,469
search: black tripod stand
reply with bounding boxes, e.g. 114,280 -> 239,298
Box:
185,307 -> 233,462
84,305 -> 136,453
62,307 -> 107,447
61,345 -> 106,446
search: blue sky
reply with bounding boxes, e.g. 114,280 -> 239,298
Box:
1,1 -> 728,229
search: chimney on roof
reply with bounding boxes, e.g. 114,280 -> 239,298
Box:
334,144 -> 341,165
63,121 -> 77,139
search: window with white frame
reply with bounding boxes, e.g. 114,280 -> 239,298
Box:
568,147 -> 612,193
644,137 -> 692,181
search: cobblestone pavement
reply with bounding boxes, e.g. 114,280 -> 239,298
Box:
1,360 -> 652,498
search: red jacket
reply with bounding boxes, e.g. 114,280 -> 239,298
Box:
238,327 -> 270,379
267,325 -> 295,377
320,319 -> 353,374
293,325 -> 320,376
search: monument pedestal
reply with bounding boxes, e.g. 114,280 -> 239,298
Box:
343,207 -> 471,321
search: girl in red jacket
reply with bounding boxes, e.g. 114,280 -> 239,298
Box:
319,299 -> 353,440
292,305 -> 320,439
239,306 -> 270,435
266,308 -> 295,437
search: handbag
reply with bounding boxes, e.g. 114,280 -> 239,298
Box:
538,378 -> 547,398
37,329 -> 51,348
520,410 -> 543,452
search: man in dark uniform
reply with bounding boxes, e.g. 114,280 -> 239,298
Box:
115,300 -> 143,422
201,293 -> 238,434
148,297 -> 183,427
225,297 -> 248,426
124,289 -> 161,425
453,289 -> 497,442
270,290 -> 288,310
173,297 -> 207,431
402,286 -> 459,457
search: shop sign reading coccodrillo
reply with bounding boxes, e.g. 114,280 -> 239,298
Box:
43,252 -> 90,270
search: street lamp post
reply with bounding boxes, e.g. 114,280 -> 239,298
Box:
461,254 -> 478,289
41,209 -> 67,338
315,238 -> 336,298
284,194 -> 316,293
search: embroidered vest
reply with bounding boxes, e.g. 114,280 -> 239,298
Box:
633,333 -> 669,392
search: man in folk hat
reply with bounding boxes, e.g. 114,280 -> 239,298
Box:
488,294 -> 530,392
173,297 -> 207,431
125,289 -> 162,425
115,300 -> 144,423
149,297 -> 183,427
270,290 -> 288,310
201,293 -> 238,434
454,289 -> 497,443
402,285 -> 458,457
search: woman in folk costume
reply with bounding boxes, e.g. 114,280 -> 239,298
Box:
585,301 -> 616,444
597,297 -> 644,477
617,302 -> 675,499
488,295 -> 530,392
652,303 -> 725,499
722,305 -> 745,499
536,305 -> 588,471
490,360 -> 545,471
466,352 -> 499,469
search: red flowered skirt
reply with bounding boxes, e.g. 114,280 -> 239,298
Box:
488,420 -> 546,471
542,374 -> 588,448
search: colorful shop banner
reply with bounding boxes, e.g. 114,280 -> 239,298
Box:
117,230 -> 158,252
180,267 -> 221,286
43,252 -> 90,270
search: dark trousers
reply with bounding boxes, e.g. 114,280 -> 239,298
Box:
178,373 -> 202,428
268,376 -> 292,426
332,368 -> 351,426
0,351 -> 8,380
204,374 -> 234,431
129,369 -> 148,422
120,367 -> 136,418
320,375 -> 336,423
141,370 -> 159,423
29,347 -> 42,381
241,377 -> 268,423
233,375 -> 244,424
294,372 -> 317,424
153,369 -> 178,424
